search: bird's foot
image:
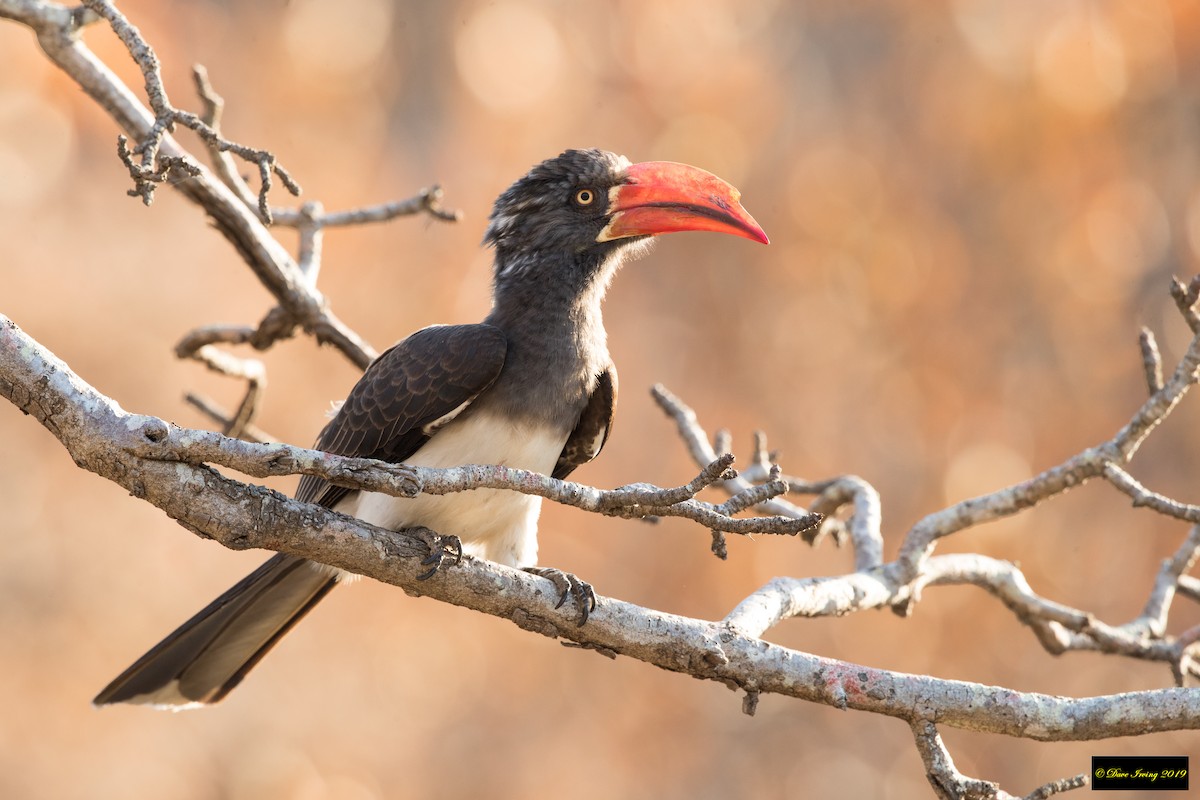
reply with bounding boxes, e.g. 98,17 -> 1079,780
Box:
523,566 -> 597,626
412,527 -> 462,580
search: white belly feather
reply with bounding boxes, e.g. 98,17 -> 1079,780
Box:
342,411 -> 565,568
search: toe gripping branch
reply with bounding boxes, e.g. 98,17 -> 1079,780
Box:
404,529 -> 597,628
411,527 -> 464,581
524,566 -> 597,626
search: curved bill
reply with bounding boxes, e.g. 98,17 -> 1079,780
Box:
597,160 -> 769,245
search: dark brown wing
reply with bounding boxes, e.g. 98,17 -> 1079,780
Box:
95,324 -> 506,708
297,323 -> 508,507
553,365 -> 617,480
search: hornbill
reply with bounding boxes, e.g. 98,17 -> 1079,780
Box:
94,148 -> 768,709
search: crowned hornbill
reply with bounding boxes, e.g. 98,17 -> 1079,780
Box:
94,148 -> 768,708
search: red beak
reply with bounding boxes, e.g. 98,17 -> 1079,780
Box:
597,161 -> 769,245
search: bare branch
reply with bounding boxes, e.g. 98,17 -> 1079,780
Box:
655,387 -> 884,568
1139,526 -> 1200,637
911,719 -> 1085,800
174,325 -> 268,438
24,2 -> 464,418
0,0 -> 386,369
5,5 -> 1200,793
184,392 -> 272,443
722,552 -> 1091,646
1139,326 -> 1164,395
191,63 -> 262,213
915,553 -> 1093,640
81,0 -> 301,220
1170,274 -> 1200,333
1179,574 -> 1200,604
651,384 -> 796,510
294,201 -> 324,280
605,452 -> 736,506
1102,463 -> 1200,523
911,721 -> 1002,800
724,571 -> 899,638
7,313 -> 1200,746
115,132 -> 200,204
272,188 -> 461,282
288,186 -> 463,228
807,475 -> 884,567
894,323 -> 1200,583
187,61 -> 460,286
173,304 -> 305,438
657,369 -> 1200,658
1021,774 -> 1088,800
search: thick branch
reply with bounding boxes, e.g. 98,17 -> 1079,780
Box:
5,313 -> 1199,743
4,6 -> 1199,794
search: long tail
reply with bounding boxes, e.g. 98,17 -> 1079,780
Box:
93,554 -> 338,709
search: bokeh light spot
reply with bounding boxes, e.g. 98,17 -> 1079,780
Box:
943,441 -> 1031,505
0,90 -> 72,208
629,0 -> 742,89
788,144 -> 885,242
284,0 -> 393,80
455,3 -> 563,113
1036,11 -> 1127,115
650,114 -> 748,183
1184,187 -> 1200,263
1085,179 -> 1167,277
953,0 -> 1049,80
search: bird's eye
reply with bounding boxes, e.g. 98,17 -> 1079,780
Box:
574,188 -> 596,206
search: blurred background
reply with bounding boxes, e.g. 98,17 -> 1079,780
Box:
2,0 -> 1199,797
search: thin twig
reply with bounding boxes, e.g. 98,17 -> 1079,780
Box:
82,0 -> 300,220
1170,275 -> 1200,333
184,393 -> 272,443
910,721 -> 1002,800
288,186 -> 463,227
191,63 -> 261,213
654,386 -> 883,568
109,410 -> 818,538
1138,525 -> 1200,638
1139,326 -> 1164,395
1021,774 -> 1088,800
895,321 -> 1200,583
652,384 -> 836,537
1102,463 -> 1200,523
174,324 -> 277,438
1178,574 -> 1200,604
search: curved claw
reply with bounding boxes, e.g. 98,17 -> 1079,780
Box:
412,527 -> 463,581
524,566 -> 597,626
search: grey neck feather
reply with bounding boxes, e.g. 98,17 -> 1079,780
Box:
479,246 -> 633,431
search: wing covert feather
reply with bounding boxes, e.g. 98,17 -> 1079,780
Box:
553,365 -> 617,480
296,324 -> 507,507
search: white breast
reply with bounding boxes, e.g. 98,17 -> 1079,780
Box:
343,411 -> 565,568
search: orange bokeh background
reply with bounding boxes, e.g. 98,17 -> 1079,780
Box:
2,1 -> 1200,797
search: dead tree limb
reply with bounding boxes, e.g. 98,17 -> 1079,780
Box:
3,2 -> 1199,797
2,314 -> 1199,759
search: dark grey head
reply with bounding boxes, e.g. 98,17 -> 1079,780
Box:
484,149 -> 637,279
482,148 -> 770,305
